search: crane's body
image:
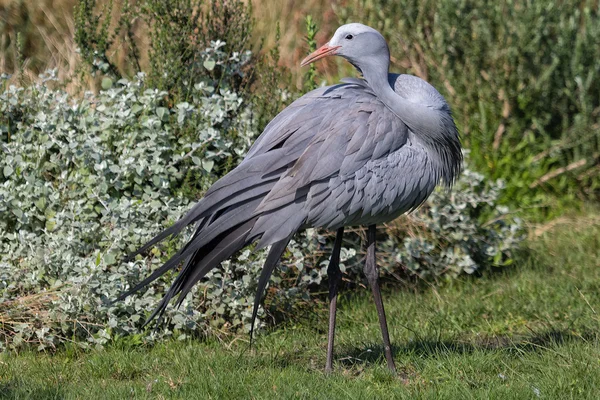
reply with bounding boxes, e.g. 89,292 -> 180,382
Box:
250,74 -> 455,234
118,23 -> 462,373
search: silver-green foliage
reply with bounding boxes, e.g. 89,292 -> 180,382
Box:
0,43 -> 270,350
1,45 -> 521,351
388,167 -> 522,279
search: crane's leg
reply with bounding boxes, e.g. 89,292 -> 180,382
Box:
364,224 -> 397,373
325,227 -> 344,373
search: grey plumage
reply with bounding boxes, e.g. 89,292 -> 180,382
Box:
117,23 -> 462,371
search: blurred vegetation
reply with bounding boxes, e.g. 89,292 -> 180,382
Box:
73,0 -> 293,126
337,0 -> 600,219
1,0 -> 76,71
1,0 -> 81,88
302,15 -> 319,92
74,0 -> 254,97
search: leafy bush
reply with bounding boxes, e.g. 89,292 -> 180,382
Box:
0,61 -> 521,350
384,166 -> 522,279
0,43 -> 266,350
337,0 -> 600,217
75,0 -> 252,94
1,0 -> 522,353
74,0 -> 294,133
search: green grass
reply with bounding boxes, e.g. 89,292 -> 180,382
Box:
1,219 -> 599,399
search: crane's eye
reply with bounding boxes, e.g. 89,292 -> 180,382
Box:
345,34 -> 353,40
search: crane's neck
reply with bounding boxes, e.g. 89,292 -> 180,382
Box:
362,64 -> 442,140
361,61 -> 462,186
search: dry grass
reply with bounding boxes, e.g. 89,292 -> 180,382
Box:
530,212 -> 600,238
1,0 -> 76,80
0,0 -> 148,92
248,0 -> 342,86
0,289 -> 59,349
0,0 -> 343,92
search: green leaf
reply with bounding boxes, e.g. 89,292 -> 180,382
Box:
203,59 -> 216,71
101,77 -> 113,90
3,165 -> 14,177
156,107 -> 168,120
493,251 -> 502,265
202,159 -> 214,173
45,219 -> 57,231
34,197 -> 47,211
104,252 -> 117,266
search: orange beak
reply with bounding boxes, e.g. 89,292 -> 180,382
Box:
301,43 -> 341,67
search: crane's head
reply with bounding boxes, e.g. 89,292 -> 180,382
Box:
301,23 -> 390,75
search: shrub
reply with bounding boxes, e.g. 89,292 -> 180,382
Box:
75,0 -> 252,93
74,0 -> 294,133
0,42 -> 267,350
384,166 -> 522,279
337,0 -> 600,217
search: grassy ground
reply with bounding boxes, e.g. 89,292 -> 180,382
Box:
1,219 -> 599,399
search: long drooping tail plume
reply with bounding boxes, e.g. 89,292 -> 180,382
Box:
249,236 -> 292,343
114,147 -> 307,332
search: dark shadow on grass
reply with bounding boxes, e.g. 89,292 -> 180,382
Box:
0,382 -> 65,400
265,329 -> 597,370
333,329 -> 597,368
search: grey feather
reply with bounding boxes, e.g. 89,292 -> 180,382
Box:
249,236 -> 291,344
